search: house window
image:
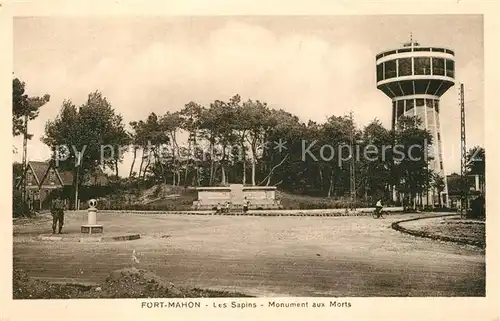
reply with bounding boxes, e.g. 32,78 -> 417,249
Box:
48,170 -> 57,185
26,170 -> 33,186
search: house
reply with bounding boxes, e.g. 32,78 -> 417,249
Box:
446,173 -> 485,209
16,160 -> 108,210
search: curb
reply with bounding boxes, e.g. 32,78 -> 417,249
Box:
37,233 -> 141,243
391,214 -> 485,249
98,209 -> 406,217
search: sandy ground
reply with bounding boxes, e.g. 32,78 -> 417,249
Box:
13,211 -> 485,297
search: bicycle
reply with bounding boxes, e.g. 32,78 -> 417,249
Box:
372,208 -> 386,219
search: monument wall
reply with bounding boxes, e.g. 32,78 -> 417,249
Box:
194,184 -> 280,210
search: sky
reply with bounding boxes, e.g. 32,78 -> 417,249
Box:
13,15 -> 484,176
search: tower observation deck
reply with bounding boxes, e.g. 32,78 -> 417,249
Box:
376,41 -> 455,206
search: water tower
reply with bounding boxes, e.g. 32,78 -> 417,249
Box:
375,40 -> 455,206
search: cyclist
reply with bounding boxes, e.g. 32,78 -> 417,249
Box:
375,199 -> 383,217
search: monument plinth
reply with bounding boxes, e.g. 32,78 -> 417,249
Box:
81,199 -> 103,234
193,184 -> 280,210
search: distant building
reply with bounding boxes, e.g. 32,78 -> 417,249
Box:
15,160 -> 108,210
446,173 -> 484,209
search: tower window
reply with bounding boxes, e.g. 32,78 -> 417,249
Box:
432,58 -> 445,76
397,100 -> 404,117
434,100 -> 440,113
377,63 -> 384,82
406,99 -> 415,114
384,60 -> 397,79
416,98 -> 425,107
414,57 -> 431,75
398,58 -> 412,76
445,59 -> 455,78
392,101 -> 396,129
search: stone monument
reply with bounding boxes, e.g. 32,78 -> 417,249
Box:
193,184 -> 280,210
81,199 -> 103,234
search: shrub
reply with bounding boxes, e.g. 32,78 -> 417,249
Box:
13,190 -> 33,218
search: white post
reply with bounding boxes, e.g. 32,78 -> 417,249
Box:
88,208 -> 97,225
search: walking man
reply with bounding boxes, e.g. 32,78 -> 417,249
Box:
51,193 -> 65,234
243,198 -> 250,213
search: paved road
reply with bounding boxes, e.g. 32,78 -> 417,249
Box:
13,212 -> 485,297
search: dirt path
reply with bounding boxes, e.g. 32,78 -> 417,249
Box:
13,212 -> 485,297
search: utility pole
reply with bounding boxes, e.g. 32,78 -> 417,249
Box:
459,83 -> 468,218
74,152 -> 81,210
349,111 -> 356,210
21,114 -> 28,206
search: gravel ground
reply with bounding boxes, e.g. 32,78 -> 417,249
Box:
13,212 -> 485,297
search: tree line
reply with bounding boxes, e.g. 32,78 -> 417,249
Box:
13,78 -> 486,209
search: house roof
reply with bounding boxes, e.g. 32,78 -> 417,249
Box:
28,161 -> 50,185
17,160 -> 109,188
56,170 -> 74,186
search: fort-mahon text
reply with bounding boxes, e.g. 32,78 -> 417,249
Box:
141,300 -> 352,309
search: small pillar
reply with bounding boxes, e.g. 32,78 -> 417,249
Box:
81,199 -> 103,234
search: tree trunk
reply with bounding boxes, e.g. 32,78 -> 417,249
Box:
129,147 -> 137,177
185,134 -> 192,185
240,134 -> 246,185
221,146 -> 226,185
251,143 -> 257,186
259,154 -> 289,186
209,142 -> 215,186
328,174 -> 334,198
138,149 -> 145,179
242,160 -> 246,185
142,152 -> 151,181
115,160 -> 119,178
